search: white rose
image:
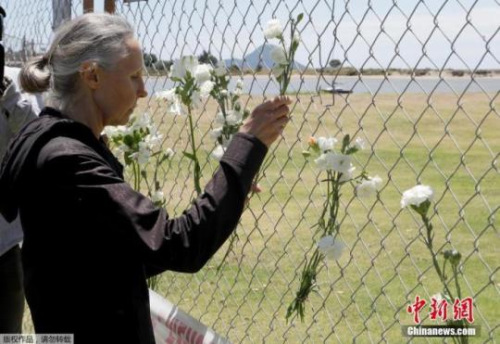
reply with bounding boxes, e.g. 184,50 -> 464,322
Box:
194,63 -> 213,83
401,185 -> 434,208
263,18 -> 283,39
356,175 -> 383,197
317,235 -> 345,261
270,46 -> 287,65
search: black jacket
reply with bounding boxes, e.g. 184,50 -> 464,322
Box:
0,107 -> 267,343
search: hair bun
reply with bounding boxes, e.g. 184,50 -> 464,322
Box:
19,55 -> 51,93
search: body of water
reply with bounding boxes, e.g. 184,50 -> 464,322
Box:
146,75 -> 499,96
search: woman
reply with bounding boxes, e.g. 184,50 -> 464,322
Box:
0,13 -> 290,344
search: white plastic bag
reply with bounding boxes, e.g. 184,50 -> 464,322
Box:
149,289 -> 231,344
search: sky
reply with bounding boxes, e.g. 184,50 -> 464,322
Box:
1,0 -> 499,70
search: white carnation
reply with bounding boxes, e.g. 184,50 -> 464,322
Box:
225,110 -> 243,126
151,190 -> 165,204
270,46 -> 287,65
293,32 -> 301,44
354,137 -> 366,151
401,184 -> 434,208
155,89 -> 177,102
194,63 -> 213,83
199,80 -> 215,98
214,62 -> 227,77
339,165 -> 356,182
263,19 -> 283,39
356,175 -> 383,197
315,152 -> 351,173
170,55 -> 198,79
210,127 -> 223,140
316,137 -> 337,152
164,148 -> 175,159
211,145 -> 226,161
317,235 -> 345,261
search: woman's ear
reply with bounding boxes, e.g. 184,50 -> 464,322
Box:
80,62 -> 100,89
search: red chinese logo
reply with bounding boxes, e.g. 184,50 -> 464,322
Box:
407,295 -> 474,324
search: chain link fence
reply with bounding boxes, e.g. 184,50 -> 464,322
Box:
2,0 -> 498,342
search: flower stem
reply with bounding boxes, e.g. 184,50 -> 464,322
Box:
422,215 -> 455,300
187,106 -> 202,195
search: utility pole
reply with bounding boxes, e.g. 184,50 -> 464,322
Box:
83,0 -> 116,14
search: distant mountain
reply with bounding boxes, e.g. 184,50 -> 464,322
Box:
224,44 -> 306,70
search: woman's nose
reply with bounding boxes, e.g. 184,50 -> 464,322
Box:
137,78 -> 148,98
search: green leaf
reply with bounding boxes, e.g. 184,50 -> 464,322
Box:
345,146 -> 359,155
341,134 -> 350,153
183,151 -> 195,160
296,13 -> 304,24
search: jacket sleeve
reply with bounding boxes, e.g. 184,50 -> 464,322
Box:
1,80 -> 39,133
38,132 -> 267,274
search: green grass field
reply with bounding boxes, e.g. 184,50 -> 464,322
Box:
23,91 -> 499,343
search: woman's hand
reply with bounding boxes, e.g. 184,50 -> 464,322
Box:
240,96 -> 292,147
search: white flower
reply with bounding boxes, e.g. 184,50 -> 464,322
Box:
272,65 -> 285,77
263,19 -> 283,39
190,91 -> 201,108
194,63 -> 213,83
235,78 -> 244,89
130,142 -> 151,165
317,235 -> 345,260
316,137 -> 337,152
354,137 -> 365,151
151,190 -> 165,204
167,98 -> 184,116
103,125 -> 128,138
156,89 -> 184,115
315,152 -> 351,173
199,80 -> 215,98
215,110 -> 242,126
155,89 -> 177,102
339,165 -> 356,182
132,113 -> 152,131
225,110 -> 243,126
164,148 -> 175,159
170,56 -> 198,79
356,175 -> 383,197
401,185 -> 434,208
214,62 -> 227,77
431,293 -> 444,303
211,144 -> 226,161
270,46 -> 287,65
210,127 -> 223,140
293,32 -> 301,44
214,112 -> 225,126
220,90 -> 228,97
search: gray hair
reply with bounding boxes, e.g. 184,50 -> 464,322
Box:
19,13 -> 135,111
